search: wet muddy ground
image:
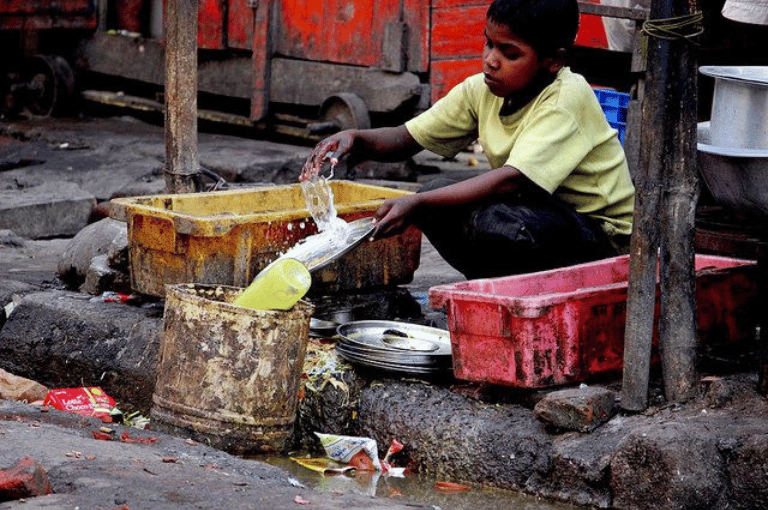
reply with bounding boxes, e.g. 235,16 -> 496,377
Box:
2,113 -> 768,509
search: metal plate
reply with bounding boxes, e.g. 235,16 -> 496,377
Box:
336,341 -> 451,367
310,317 -> 340,337
336,346 -> 452,375
336,320 -> 452,356
287,217 -> 376,272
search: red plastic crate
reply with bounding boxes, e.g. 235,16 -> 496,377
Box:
429,254 -> 757,388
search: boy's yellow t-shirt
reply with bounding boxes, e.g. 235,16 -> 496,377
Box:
405,67 -> 635,237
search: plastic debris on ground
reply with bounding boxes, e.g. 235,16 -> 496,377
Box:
292,434 -> 405,478
434,481 -> 473,493
88,291 -> 138,304
42,387 -> 122,422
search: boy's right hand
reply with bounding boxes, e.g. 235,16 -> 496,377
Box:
300,130 -> 357,182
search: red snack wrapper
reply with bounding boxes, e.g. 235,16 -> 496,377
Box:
43,387 -> 118,420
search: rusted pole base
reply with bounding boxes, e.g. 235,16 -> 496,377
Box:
164,173 -> 199,195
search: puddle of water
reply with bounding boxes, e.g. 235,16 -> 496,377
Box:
257,455 -> 581,510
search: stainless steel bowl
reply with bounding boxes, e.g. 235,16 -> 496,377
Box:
697,121 -> 768,218
700,66 -> 768,150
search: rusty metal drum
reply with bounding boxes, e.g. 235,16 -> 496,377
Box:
151,283 -> 312,454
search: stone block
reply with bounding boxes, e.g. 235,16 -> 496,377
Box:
611,422 -> 727,510
0,182 -> 96,239
57,218 -> 128,289
0,290 -> 162,414
0,368 -> 48,403
0,456 -> 52,501
534,386 -> 617,432
727,433 -> 768,508
80,254 -> 131,295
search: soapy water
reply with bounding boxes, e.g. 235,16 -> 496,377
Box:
277,157 -> 358,268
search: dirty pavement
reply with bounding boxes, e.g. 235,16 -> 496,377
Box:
2,113 -> 768,510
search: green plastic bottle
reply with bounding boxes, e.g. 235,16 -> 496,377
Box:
233,258 -> 311,311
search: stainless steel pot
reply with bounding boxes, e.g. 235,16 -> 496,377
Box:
697,121 -> 768,218
700,66 -> 768,150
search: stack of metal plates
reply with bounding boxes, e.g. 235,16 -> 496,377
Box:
335,320 -> 453,375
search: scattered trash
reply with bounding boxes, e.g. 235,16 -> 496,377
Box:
382,438 -> 404,471
291,457 -> 355,475
434,481 -> 472,493
91,430 -> 113,441
122,411 -> 151,429
93,429 -> 158,444
315,432 -> 382,471
294,495 -> 311,505
42,387 -> 121,422
302,433 -> 406,476
89,291 -> 137,304
119,431 -> 158,444
3,301 -> 16,320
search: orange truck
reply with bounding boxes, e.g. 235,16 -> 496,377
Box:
0,0 -> 639,128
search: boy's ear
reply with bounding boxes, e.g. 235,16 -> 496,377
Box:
542,48 -> 567,73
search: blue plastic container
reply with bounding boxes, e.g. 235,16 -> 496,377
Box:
593,88 -> 630,145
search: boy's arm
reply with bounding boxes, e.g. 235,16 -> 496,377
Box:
302,125 -> 423,180
373,165 -> 537,237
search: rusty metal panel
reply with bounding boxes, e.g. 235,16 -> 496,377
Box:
0,0 -> 95,15
432,0 -> 486,8
0,15 -> 97,30
403,0 -> 429,73
274,0 -> 400,68
430,58 -> 480,103
226,0 -> 252,49
198,0 -> 226,49
0,0 -> 97,29
430,3 -> 485,60
428,2 -> 485,103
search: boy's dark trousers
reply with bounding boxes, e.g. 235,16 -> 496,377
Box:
414,178 -> 627,280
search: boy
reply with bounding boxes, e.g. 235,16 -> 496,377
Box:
302,0 -> 635,280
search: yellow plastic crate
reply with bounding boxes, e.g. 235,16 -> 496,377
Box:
110,181 -> 422,296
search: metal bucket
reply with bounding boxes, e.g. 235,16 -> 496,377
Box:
151,283 -> 313,454
700,66 -> 768,150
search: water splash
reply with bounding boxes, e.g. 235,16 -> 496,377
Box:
299,161 -> 350,245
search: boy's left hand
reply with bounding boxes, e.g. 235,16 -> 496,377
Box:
372,195 -> 420,239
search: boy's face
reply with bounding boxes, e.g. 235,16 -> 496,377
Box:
482,20 -> 559,98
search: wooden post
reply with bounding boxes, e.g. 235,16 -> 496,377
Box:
250,0 -> 272,121
621,0 -> 701,410
164,0 -> 200,193
657,2 -> 699,402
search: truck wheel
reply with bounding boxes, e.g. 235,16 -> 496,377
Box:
318,93 -> 371,132
20,55 -> 75,117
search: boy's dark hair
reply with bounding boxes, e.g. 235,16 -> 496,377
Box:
487,0 -> 580,58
